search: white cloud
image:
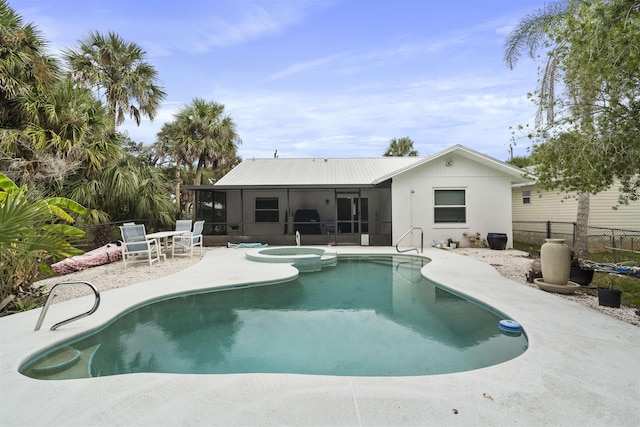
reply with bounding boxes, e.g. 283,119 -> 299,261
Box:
268,53 -> 349,80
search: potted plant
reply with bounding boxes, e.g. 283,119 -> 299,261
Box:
597,274 -> 623,308
569,252 -> 594,286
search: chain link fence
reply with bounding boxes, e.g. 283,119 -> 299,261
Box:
513,220 -> 640,263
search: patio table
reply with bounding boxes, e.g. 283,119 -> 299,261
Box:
146,230 -> 189,258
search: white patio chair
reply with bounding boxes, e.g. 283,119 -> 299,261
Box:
119,224 -> 163,270
172,220 -> 204,257
175,219 -> 192,233
162,219 -> 192,252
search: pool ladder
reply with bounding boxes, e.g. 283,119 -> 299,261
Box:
34,281 -> 100,331
395,227 -> 424,254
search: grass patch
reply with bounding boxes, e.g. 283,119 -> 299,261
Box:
587,251 -> 640,264
513,241 -> 540,257
513,240 -> 640,308
589,273 -> 640,308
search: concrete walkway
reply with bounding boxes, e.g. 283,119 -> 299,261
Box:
1,247 -> 638,426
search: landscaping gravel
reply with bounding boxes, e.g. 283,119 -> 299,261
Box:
455,247 -> 639,327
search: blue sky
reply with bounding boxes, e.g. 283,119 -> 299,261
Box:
11,0 -> 548,161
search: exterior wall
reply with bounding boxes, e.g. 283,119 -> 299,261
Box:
392,153 -> 514,249
240,189 -> 289,236
512,182 -> 640,229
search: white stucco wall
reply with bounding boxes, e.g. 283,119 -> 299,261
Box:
392,153 -> 514,249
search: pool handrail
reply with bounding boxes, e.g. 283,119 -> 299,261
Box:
34,281 -> 101,331
395,227 -> 424,254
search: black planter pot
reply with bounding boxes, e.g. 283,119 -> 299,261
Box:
487,233 -> 507,250
597,287 -> 622,308
570,267 -> 594,286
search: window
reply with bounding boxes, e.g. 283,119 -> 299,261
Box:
522,190 -> 531,204
434,189 -> 466,223
255,197 -> 279,223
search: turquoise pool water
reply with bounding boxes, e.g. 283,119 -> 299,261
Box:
21,255 -> 527,379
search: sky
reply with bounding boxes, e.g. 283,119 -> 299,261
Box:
11,0 -> 549,162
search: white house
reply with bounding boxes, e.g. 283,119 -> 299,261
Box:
186,145 -> 530,248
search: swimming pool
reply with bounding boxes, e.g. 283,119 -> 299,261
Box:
21,255 -> 527,379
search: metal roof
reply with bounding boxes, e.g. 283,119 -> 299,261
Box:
214,157 -> 424,187
205,145 -> 532,189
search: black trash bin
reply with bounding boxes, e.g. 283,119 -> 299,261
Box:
487,233 -> 508,250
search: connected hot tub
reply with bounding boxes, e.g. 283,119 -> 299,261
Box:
245,246 -> 338,271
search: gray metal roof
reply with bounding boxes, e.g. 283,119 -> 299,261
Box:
214,157 -> 424,187
208,145 -> 532,189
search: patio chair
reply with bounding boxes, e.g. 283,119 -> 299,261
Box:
175,219 -> 192,233
160,219 -> 193,252
119,224 -> 163,270
172,220 -> 204,257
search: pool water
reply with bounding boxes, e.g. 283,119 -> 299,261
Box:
21,255 -> 527,379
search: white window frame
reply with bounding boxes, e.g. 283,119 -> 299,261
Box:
433,188 -> 467,225
522,190 -> 531,204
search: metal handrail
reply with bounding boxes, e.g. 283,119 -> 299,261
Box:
395,227 -> 424,254
34,281 -> 100,331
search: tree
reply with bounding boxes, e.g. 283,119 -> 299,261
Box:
1,3 -> 179,251
0,0 -> 59,128
0,173 -> 86,314
506,155 -> 533,169
66,142 -> 177,229
157,98 -> 241,209
504,0 -> 639,261
383,137 -> 418,157
63,31 -> 166,129
530,0 -> 640,204
155,120 -> 190,207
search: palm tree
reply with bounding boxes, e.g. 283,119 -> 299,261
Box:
67,150 -> 177,229
179,99 -> 241,186
63,31 -> 166,129
159,98 -> 241,208
383,137 -> 418,157
0,0 -> 59,128
504,0 -> 592,262
504,1 -> 579,125
156,121 -> 189,206
32,80 -> 121,183
2,77 -> 121,193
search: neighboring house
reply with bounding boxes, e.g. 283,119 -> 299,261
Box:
185,145 -> 530,248
512,182 -> 640,229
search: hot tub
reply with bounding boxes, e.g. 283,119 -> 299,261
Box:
245,246 -> 337,271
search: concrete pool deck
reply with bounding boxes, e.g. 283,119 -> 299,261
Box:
1,246 -> 638,426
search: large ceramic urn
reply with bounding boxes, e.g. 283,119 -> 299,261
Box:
540,238 -> 571,285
